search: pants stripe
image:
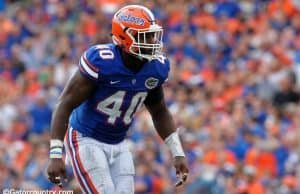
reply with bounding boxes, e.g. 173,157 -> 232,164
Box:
66,127 -> 91,193
72,128 -> 99,193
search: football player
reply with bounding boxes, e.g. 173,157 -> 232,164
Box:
47,5 -> 188,193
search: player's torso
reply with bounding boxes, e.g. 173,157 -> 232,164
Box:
70,44 -> 169,144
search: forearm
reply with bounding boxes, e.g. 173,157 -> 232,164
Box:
151,108 -> 176,140
48,71 -> 96,159
150,105 -> 185,157
50,101 -> 73,140
49,101 -> 73,159
145,87 -> 185,157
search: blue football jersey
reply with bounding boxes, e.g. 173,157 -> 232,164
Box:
69,44 -> 170,144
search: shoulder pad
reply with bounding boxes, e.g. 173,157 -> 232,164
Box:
78,44 -> 115,81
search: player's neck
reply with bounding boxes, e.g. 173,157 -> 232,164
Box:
120,49 -> 147,73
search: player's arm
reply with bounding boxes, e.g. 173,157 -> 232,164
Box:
47,70 -> 97,187
50,70 -> 96,140
144,86 -> 189,187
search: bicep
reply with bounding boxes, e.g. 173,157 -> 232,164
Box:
144,86 -> 166,115
58,70 -> 97,109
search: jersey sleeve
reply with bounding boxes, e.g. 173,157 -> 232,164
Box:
78,46 -> 101,81
158,56 -> 170,86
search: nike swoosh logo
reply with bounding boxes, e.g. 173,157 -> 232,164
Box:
110,80 -> 120,84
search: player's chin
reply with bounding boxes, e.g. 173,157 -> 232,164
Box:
140,48 -> 152,55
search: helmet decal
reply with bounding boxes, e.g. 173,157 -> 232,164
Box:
117,14 -> 145,26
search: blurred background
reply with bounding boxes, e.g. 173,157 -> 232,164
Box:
0,0 -> 300,193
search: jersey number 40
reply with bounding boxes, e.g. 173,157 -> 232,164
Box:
97,91 -> 147,125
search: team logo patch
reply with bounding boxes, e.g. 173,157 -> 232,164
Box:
118,14 -> 145,26
145,77 -> 159,89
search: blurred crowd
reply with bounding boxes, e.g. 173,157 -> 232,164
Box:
1,0 -> 300,193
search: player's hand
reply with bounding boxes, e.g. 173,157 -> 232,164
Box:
173,156 -> 189,187
47,158 -> 67,187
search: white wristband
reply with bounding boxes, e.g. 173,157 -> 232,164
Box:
164,131 -> 185,157
50,139 -> 64,148
50,139 -> 63,159
49,150 -> 63,158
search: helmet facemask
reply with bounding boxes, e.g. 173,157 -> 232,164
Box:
126,24 -> 163,61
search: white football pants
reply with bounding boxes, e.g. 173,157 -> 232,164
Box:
64,126 -> 135,194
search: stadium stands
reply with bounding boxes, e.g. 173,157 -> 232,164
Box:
0,0 -> 300,193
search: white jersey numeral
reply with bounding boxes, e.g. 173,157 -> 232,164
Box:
156,55 -> 166,64
123,92 -> 147,125
97,91 -> 124,124
97,91 -> 148,125
94,45 -> 114,59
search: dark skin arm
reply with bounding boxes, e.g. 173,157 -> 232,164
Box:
144,86 -> 189,187
50,70 -> 97,139
47,70 -> 97,186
